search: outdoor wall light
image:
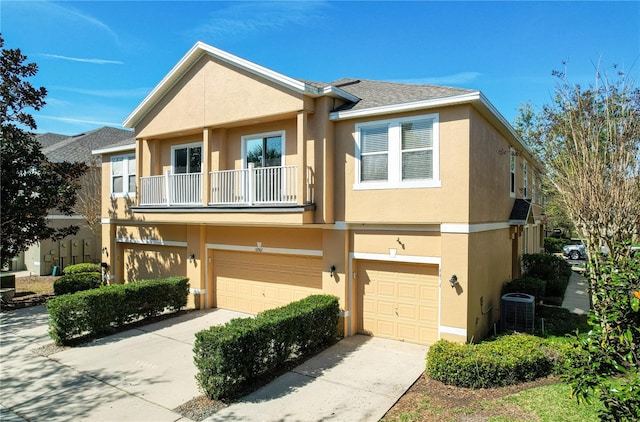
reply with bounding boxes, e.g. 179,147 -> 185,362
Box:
188,254 -> 195,263
102,247 -> 108,254
329,265 -> 336,277
449,275 -> 459,288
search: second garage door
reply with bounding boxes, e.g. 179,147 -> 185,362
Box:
214,250 -> 323,314
357,260 -> 439,345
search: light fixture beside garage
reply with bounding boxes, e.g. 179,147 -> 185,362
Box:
449,275 -> 459,288
188,253 -> 195,263
329,265 -> 336,277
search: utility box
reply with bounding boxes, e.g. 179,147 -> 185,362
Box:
501,293 -> 535,333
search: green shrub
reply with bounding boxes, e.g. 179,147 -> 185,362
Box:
53,272 -> 102,295
194,294 -> 339,400
425,335 -> 553,388
501,276 -> 546,301
47,276 -> 189,345
520,253 -> 572,302
544,237 -> 572,253
63,263 -> 102,274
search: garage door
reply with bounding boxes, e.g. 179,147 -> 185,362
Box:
123,245 -> 186,282
357,260 -> 438,345
214,250 -> 323,314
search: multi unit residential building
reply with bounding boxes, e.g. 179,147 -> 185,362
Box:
94,42 -> 543,345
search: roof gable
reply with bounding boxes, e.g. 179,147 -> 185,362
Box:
123,42 -> 357,129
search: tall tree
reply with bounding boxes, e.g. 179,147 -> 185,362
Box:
0,35 -> 87,267
527,65 -> 639,419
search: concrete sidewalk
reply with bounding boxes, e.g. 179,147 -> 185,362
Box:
561,270 -> 590,315
1,305 -> 427,421
205,336 -> 427,422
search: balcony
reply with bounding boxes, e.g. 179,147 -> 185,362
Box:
139,165 -> 312,207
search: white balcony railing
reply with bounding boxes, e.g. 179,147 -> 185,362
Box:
210,164 -> 298,205
139,165 -> 308,207
139,172 -> 202,206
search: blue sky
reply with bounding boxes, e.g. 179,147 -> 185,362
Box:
2,1 -> 639,136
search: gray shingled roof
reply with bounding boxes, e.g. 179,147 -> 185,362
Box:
42,126 -> 134,164
509,199 -> 532,224
333,79 -> 475,112
35,132 -> 69,149
300,79 -> 475,113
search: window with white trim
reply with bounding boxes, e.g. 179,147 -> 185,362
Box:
172,142 -> 202,174
523,161 -> 528,198
531,171 -> 536,203
509,148 -> 516,197
355,113 -> 439,189
110,154 -> 136,196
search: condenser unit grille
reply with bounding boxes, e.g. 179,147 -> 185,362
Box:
501,293 -> 535,333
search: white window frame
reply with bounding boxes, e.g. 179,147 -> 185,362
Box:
241,130 -> 286,168
171,142 -> 203,174
110,153 -> 136,198
531,171 -> 536,203
509,148 -> 516,198
354,113 -> 440,190
523,161 -> 528,198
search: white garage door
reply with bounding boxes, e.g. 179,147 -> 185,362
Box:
214,250 -> 323,314
357,260 -> 439,345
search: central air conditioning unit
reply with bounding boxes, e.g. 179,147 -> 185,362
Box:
501,293 -> 535,333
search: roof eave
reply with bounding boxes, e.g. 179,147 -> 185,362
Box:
92,143 -> 136,155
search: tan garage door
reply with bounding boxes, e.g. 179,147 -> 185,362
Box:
214,250 -> 322,314
357,260 -> 439,345
123,245 -> 186,282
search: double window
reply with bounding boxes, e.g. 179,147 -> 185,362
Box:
172,143 -> 202,174
355,114 -> 439,189
110,154 -> 135,196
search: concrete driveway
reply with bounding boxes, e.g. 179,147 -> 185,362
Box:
1,306 -> 427,422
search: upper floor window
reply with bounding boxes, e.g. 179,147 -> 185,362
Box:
172,142 -> 202,174
531,171 -> 536,203
523,161 -> 528,198
355,113 -> 439,189
111,154 -> 135,197
243,131 -> 284,168
509,148 -> 516,197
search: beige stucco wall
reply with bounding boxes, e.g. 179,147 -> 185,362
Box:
335,105 -> 472,224
135,55 -> 305,139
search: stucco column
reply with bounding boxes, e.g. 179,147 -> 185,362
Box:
297,111 -> 307,204
202,128 -> 211,206
440,231 -> 469,343
186,225 -> 205,309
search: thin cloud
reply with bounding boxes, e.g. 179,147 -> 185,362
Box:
50,86 -> 151,99
46,1 -> 121,45
394,72 -> 482,86
38,115 -> 122,127
189,1 -> 328,40
42,54 -> 124,65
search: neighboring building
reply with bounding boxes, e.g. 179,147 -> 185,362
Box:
17,127 -> 134,275
96,42 -> 543,345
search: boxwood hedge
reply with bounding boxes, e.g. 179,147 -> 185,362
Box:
53,272 -> 102,296
63,263 -> 102,274
194,294 -> 340,401
426,334 -> 555,388
47,277 -> 189,345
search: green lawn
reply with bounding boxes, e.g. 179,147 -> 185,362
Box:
488,383 -> 603,422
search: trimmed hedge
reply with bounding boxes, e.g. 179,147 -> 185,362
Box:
46,277 -> 189,345
53,272 -> 102,295
194,294 -> 340,400
502,276 -> 546,301
426,335 -> 554,388
63,263 -> 102,274
544,237 -> 573,253
522,253 -> 572,297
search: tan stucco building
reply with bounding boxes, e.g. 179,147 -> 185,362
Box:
95,42 -> 544,345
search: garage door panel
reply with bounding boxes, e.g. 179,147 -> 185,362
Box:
214,250 -> 322,314
358,260 -> 439,345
